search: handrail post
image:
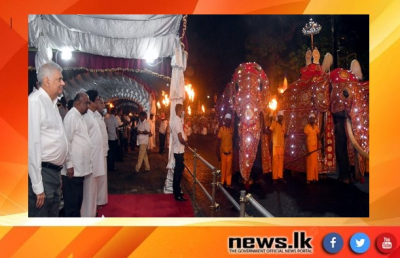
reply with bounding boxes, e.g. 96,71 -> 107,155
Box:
210,168 -> 220,210
239,190 -> 246,217
192,148 -> 197,205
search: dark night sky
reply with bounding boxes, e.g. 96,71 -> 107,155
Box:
184,15 -> 369,107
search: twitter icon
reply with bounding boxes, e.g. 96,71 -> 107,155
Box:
350,233 -> 370,254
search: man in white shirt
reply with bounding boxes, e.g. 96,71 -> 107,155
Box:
158,113 -> 167,154
105,108 -> 119,171
95,97 -> 109,207
135,111 -> 151,173
148,114 -> 155,150
171,104 -> 188,202
62,92 -> 92,217
81,90 -> 105,217
28,61 -> 69,217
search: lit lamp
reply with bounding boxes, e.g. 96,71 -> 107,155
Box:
61,49 -> 72,60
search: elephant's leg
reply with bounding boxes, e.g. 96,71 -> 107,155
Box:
250,141 -> 263,183
334,118 -> 350,182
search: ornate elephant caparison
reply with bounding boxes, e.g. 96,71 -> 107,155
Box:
216,62 -> 272,183
279,50 -> 369,182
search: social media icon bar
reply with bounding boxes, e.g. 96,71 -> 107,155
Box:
323,233 -> 344,254
350,233 -> 370,254
376,233 -> 397,254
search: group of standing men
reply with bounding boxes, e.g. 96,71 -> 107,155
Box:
28,61 -> 109,217
215,111 -> 322,188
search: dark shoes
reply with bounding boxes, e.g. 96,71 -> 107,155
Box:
175,195 -> 187,202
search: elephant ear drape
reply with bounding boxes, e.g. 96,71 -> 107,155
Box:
28,15 -> 187,190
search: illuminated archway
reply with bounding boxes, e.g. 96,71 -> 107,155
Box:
63,72 -> 152,113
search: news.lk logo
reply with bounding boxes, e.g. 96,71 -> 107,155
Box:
228,231 -> 313,254
350,232 -> 370,254
376,233 -> 397,254
322,233 -> 344,254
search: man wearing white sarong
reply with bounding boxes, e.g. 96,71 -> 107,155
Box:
95,97 -> 109,207
62,92 -> 92,217
82,90 -> 105,217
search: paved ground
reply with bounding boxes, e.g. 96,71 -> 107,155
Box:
108,133 -> 369,218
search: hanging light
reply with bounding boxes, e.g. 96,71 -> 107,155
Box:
61,49 -> 72,60
145,49 -> 158,64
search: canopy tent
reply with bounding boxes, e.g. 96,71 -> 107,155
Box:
28,14 -> 188,193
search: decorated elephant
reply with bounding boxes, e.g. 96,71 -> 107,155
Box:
279,52 -> 333,175
216,62 -> 272,183
328,60 -> 369,181
280,50 -> 369,182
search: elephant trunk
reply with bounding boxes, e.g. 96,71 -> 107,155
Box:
346,118 -> 369,159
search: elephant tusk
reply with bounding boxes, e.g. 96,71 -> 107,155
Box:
346,118 -> 369,159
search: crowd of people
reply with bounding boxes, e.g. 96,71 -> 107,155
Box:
28,61 -> 176,217
214,110 -> 322,190
28,61 -> 323,217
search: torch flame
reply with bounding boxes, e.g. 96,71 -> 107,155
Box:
201,105 -> 205,113
188,106 -> 191,115
157,101 -> 161,109
185,84 -> 195,102
269,98 -> 277,110
109,103 -> 114,108
278,77 -> 288,94
162,95 -> 169,107
283,77 -> 288,89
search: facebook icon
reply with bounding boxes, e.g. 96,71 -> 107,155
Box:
331,237 -> 337,248
323,233 -> 344,254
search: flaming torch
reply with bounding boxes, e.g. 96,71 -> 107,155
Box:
185,84 -> 195,102
157,101 -> 161,109
268,98 -> 277,111
162,94 -> 169,107
278,77 -> 288,94
201,105 -> 205,114
188,106 -> 191,116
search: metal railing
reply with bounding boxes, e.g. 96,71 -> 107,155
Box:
185,146 -> 274,217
